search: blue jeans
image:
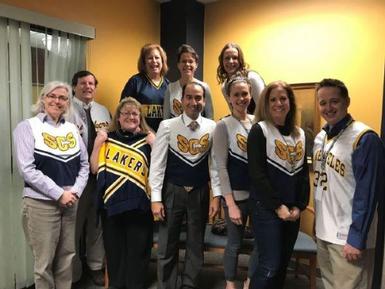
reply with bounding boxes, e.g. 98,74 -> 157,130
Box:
249,201 -> 299,289
223,199 -> 258,281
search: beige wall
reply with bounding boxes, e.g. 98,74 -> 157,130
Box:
1,0 -> 160,113
2,0 -> 384,131
204,0 -> 385,132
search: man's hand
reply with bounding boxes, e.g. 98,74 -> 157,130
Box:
152,202 -> 165,221
343,243 -> 362,262
209,197 -> 220,218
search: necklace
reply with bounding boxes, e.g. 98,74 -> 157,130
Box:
320,119 -> 353,171
233,114 -> 253,135
277,127 -> 297,173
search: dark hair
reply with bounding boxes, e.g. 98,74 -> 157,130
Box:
316,78 -> 349,99
216,43 -> 248,84
182,81 -> 206,99
71,70 -> 98,88
225,73 -> 251,97
255,80 -> 299,136
137,43 -> 168,76
177,44 -> 199,63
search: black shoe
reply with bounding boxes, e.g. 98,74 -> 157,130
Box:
88,269 -> 105,286
71,280 -> 82,289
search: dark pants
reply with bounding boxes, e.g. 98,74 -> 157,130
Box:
249,200 -> 299,289
102,210 -> 153,289
73,175 -> 105,281
223,200 -> 258,280
157,183 -> 209,289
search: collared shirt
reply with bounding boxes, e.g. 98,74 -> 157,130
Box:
149,112 -> 221,202
315,114 -> 385,249
13,112 -> 89,201
181,112 -> 202,129
73,96 -> 92,110
68,97 -> 111,148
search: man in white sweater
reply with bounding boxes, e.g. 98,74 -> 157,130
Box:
150,81 -> 221,289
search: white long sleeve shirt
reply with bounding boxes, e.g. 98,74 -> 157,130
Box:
149,113 -> 221,202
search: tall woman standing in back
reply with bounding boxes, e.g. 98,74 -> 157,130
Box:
121,43 -> 169,131
163,44 -> 213,119
217,43 -> 265,114
247,81 -> 309,289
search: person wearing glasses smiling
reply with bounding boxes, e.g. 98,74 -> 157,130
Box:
13,81 -> 89,289
90,97 -> 155,289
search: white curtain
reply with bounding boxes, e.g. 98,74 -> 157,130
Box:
0,17 -> 34,289
44,29 -> 86,84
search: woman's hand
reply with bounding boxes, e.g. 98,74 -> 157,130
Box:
275,204 -> 291,220
90,131 -> 108,174
94,130 -> 108,147
59,190 -> 78,208
288,206 -> 301,221
228,204 -> 242,225
146,131 -> 156,147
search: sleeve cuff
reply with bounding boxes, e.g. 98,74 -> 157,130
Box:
151,190 -> 162,202
50,187 -> 65,201
347,231 -> 365,250
211,186 -> 222,198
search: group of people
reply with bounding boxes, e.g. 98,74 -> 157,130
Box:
12,42 -> 384,289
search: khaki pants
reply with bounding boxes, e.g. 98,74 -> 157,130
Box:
317,238 -> 374,289
22,197 -> 77,289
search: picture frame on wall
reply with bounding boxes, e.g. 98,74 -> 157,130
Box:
291,82 -> 320,165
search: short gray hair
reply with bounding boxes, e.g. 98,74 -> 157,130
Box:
32,81 -> 73,116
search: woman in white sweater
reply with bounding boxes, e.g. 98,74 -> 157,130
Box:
163,44 -> 213,119
217,43 -> 265,114
213,75 -> 258,289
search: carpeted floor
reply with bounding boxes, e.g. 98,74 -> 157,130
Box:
78,250 -> 324,289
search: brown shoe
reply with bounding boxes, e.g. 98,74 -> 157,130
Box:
88,269 -> 105,286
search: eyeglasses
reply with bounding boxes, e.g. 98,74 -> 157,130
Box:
46,94 -> 69,102
120,111 -> 139,117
